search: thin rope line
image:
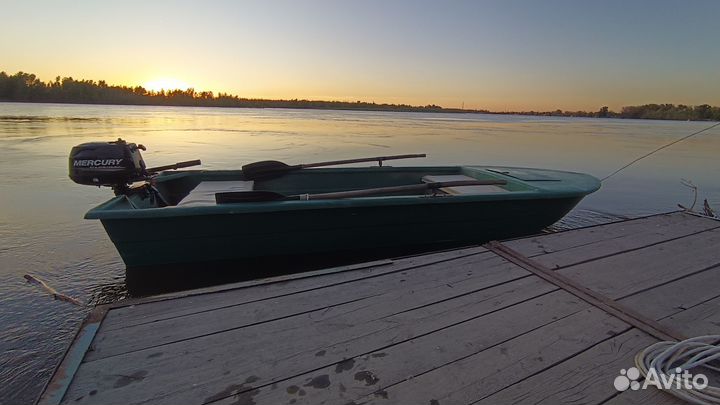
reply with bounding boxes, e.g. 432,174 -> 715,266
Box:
601,121 -> 720,182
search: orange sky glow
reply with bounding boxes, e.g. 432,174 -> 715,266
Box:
2,1 -> 719,111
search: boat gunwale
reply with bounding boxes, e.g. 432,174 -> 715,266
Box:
84,166 -> 601,220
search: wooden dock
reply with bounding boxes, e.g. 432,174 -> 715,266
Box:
38,211 -> 720,405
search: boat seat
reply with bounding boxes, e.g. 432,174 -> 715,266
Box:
177,181 -> 255,206
422,175 -> 507,195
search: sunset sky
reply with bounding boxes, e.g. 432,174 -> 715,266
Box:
2,0 -> 719,111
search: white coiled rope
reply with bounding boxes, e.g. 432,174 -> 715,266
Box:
635,336 -> 720,405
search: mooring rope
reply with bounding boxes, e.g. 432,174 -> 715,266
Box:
601,121 -> 720,182
635,336 -> 720,405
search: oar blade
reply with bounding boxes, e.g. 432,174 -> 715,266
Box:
216,190 -> 287,204
241,160 -> 293,180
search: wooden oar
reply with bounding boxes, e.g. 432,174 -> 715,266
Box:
241,154 -> 426,180
216,179 -> 507,203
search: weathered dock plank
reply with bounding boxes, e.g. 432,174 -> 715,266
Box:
67,271 -> 550,404
475,329 -> 657,405
603,384 -> 686,405
39,212 -> 720,405
87,252 -> 523,361
102,246 -> 488,330
617,265 -> 720,320
326,308 -> 629,405
556,227 -> 720,297
505,211 -> 719,261
233,291 -> 597,405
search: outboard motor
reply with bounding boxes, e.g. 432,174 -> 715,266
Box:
69,138 -> 200,195
69,139 -> 148,191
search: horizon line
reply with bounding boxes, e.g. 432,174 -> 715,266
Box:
2,70 -> 719,116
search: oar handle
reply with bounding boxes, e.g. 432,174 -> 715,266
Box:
299,154 -> 426,169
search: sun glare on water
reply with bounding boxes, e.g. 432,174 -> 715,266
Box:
143,78 -> 191,92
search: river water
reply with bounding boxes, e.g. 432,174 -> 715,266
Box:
1,102 -> 718,404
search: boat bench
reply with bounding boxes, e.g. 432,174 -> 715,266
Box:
177,181 -> 255,206
422,175 -> 507,195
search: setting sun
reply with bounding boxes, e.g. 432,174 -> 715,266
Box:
143,78 -> 191,92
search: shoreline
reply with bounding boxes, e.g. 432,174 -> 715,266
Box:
1,100 -> 718,123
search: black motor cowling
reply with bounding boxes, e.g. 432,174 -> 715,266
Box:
69,138 -> 148,188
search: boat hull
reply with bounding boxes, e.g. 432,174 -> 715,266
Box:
101,195 -> 582,269
85,165 -> 601,277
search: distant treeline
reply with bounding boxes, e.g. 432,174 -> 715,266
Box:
509,104 -> 720,121
0,71 -> 449,113
1,71 -> 719,121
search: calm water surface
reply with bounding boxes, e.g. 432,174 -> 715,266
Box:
1,102 -> 718,403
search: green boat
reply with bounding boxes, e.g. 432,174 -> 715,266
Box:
69,140 -> 600,273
